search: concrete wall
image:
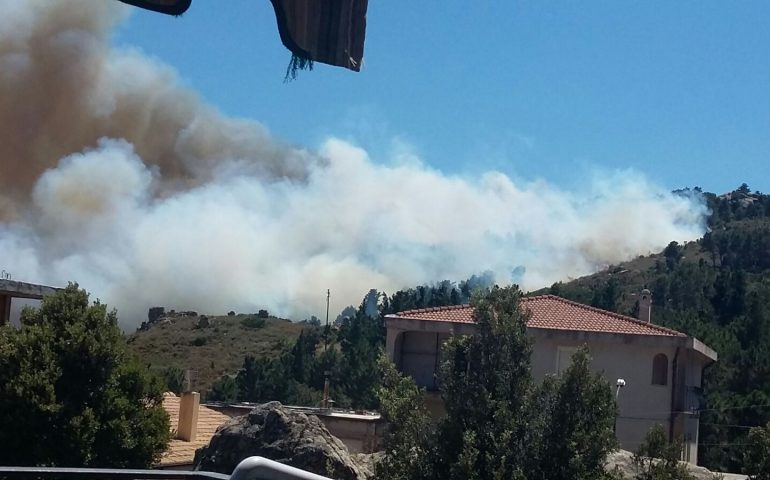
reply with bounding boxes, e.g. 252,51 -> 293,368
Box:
0,280 -> 59,326
399,331 -> 451,390
318,414 -> 381,453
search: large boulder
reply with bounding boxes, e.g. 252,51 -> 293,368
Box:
193,402 -> 371,480
606,450 -> 747,480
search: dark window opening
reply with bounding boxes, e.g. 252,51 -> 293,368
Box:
652,353 -> 668,385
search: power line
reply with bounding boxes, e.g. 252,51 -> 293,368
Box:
701,422 -> 757,429
698,403 -> 770,413
698,442 -> 753,446
616,402 -> 770,418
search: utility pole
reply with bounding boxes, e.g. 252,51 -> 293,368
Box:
324,289 -> 330,353
322,289 -> 331,409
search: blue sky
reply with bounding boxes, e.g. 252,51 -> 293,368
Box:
115,0 -> 770,194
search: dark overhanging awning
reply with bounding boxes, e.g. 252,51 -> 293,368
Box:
116,0 -> 368,75
268,0 -> 368,73
117,0 -> 192,16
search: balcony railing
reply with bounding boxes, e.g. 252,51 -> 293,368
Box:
0,456 -> 331,480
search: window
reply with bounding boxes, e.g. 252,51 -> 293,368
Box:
652,353 -> 668,385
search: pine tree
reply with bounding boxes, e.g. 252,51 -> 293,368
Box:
376,356 -> 433,480
534,347 -> 618,480
434,285 -> 533,480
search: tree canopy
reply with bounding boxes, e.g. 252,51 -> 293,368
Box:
0,284 -> 170,467
546,186 -> 770,472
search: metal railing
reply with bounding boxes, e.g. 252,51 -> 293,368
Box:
0,456 -> 331,480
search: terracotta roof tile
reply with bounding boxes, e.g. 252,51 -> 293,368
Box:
389,295 -> 686,337
158,393 -> 232,467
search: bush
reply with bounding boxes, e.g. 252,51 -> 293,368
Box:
241,316 -> 266,329
746,422 -> 770,480
632,425 -> 691,480
159,366 -> 185,394
191,336 -> 208,346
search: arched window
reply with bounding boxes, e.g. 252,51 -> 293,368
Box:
652,353 -> 668,385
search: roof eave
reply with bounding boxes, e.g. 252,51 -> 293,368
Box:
689,337 -> 718,362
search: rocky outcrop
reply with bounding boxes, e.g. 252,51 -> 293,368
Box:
193,402 -> 372,480
606,450 -> 747,480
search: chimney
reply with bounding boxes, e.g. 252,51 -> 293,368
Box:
176,370 -> 199,442
638,289 -> 652,323
177,392 -> 199,441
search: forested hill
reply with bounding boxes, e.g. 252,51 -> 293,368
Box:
538,184 -> 770,472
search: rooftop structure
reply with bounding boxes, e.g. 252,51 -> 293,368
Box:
0,279 -> 61,326
384,292 -> 717,464
160,392 -> 231,468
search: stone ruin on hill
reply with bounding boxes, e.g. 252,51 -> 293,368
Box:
137,306 -> 199,331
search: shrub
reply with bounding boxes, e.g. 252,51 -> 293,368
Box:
241,316 -> 266,329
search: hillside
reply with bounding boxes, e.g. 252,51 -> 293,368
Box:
538,185 -> 770,472
126,311 -> 307,394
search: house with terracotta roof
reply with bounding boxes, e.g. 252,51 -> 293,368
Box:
158,392 -> 231,469
384,290 -> 717,464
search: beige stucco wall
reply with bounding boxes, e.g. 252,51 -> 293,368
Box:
529,330 -> 677,453
385,317 -> 714,463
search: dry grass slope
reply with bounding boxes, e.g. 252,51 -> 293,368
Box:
126,313 -> 305,394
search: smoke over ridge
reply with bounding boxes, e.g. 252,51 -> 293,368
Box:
0,0 -> 708,327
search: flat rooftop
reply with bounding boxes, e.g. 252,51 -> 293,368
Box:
0,279 -> 61,300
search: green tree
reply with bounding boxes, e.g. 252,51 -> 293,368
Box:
0,284 -> 170,467
337,304 -> 383,408
745,422 -> 770,480
376,356 -> 433,480
434,285 -> 534,480
533,346 -> 618,480
632,425 -> 691,480
664,241 -> 683,270
207,375 -> 237,402
592,277 -> 622,312
235,355 -> 269,402
378,287 -> 619,480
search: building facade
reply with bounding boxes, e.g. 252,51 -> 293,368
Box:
384,292 -> 717,463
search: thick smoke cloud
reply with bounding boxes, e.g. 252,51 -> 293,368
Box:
0,0 -> 708,327
0,0 -> 309,220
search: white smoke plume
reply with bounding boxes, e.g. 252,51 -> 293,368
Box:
0,0 -> 708,328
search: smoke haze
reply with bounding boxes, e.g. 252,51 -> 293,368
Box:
0,0 -> 708,327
